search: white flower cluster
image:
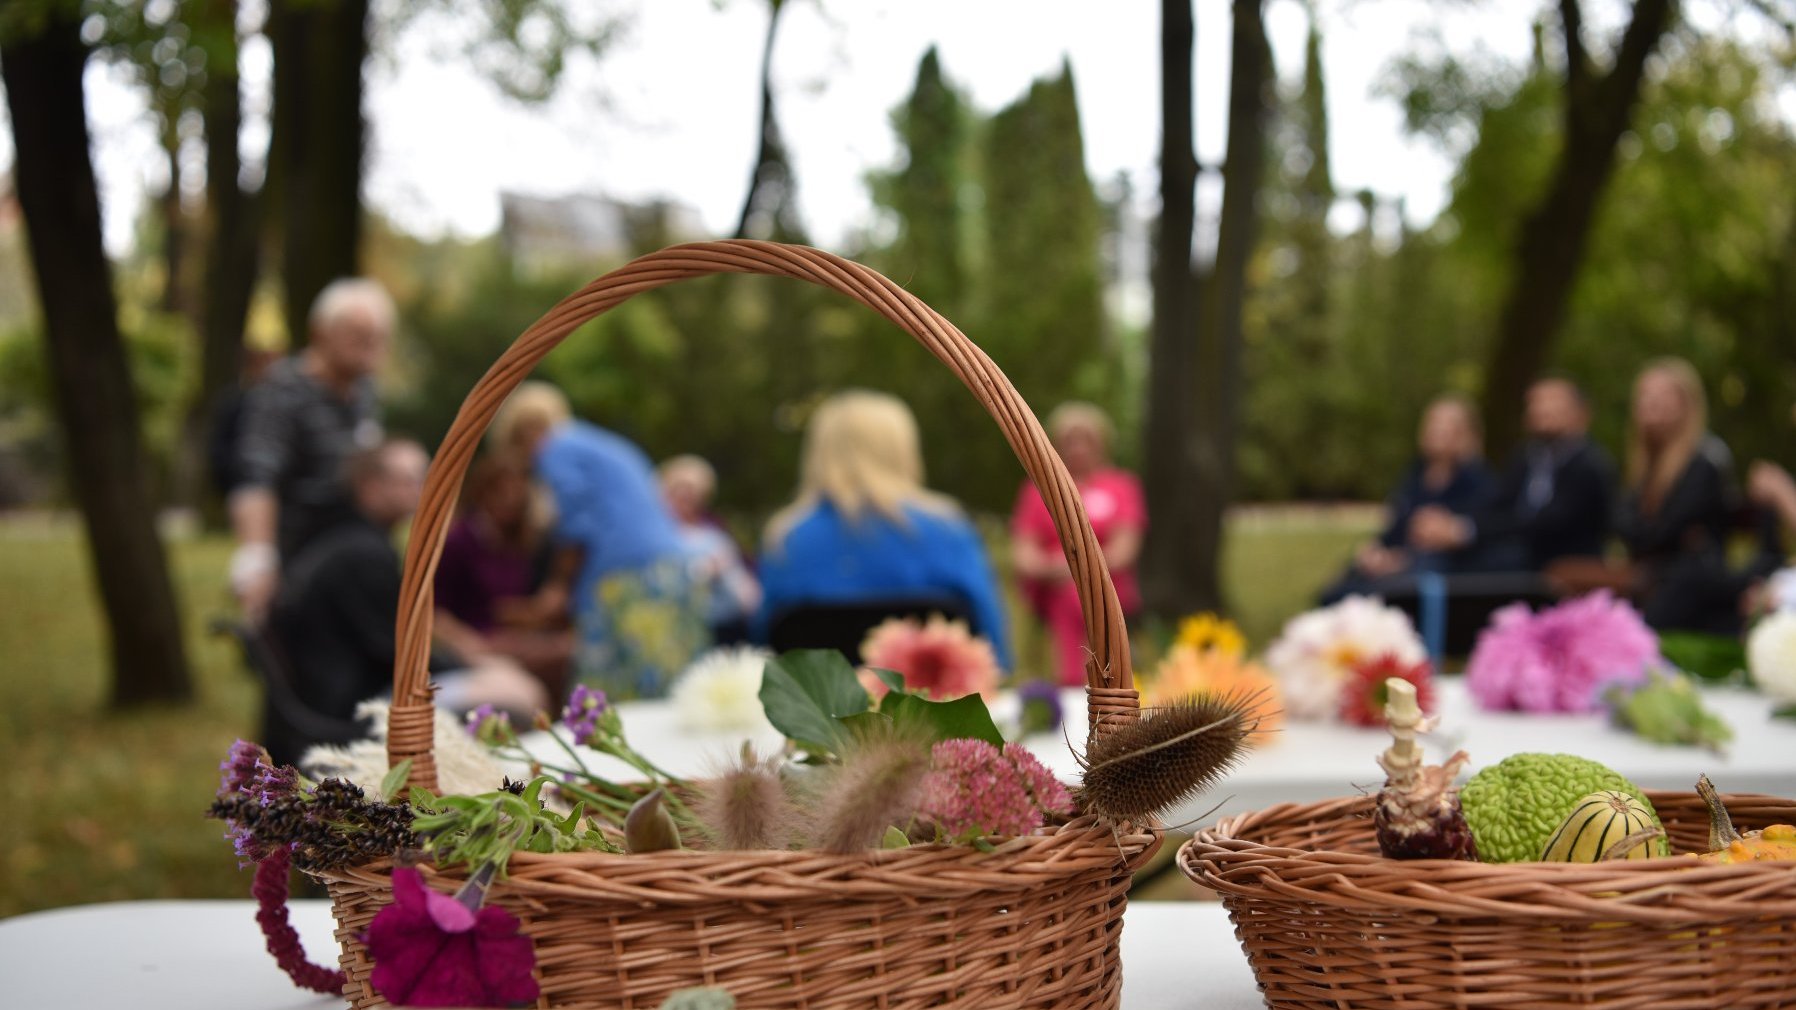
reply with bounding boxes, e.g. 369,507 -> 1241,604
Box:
1265,595 -> 1426,720
670,646 -> 778,733
1747,611 -> 1796,704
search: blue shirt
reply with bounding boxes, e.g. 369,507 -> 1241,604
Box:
535,421 -> 687,608
754,501 -> 1013,671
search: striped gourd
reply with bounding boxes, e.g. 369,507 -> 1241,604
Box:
1540,791 -> 1660,862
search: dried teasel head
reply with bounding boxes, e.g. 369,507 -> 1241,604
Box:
1075,691 -> 1258,823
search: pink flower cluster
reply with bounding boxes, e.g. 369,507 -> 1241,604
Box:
919,739 -> 1074,838
1466,591 -> 1660,713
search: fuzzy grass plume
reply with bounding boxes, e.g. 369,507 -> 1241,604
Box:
1076,692 -> 1257,822
807,721 -> 932,853
693,744 -> 802,850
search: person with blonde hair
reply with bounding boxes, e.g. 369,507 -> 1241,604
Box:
494,381 -> 706,697
1616,358 -> 1741,631
755,390 -> 1012,670
1010,401 -> 1145,685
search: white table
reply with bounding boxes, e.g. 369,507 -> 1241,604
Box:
0,899 -> 1260,1010
545,679 -> 1796,830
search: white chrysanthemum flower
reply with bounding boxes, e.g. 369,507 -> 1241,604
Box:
1264,595 -> 1426,720
1747,611 -> 1796,704
301,699 -> 508,797
670,646 -> 776,733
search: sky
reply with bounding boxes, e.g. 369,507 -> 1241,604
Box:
0,0 -> 1744,257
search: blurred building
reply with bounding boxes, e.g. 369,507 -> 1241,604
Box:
499,192 -> 706,276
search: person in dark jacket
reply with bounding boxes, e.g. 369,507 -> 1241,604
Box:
266,439 -> 544,762
1410,377 -> 1614,570
1616,358 -> 1746,632
1321,395 -> 1495,602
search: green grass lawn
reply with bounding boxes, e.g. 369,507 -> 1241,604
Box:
0,509 -> 1368,916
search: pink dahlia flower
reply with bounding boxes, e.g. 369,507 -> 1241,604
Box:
1466,591 -> 1659,713
860,616 -> 1001,700
919,739 -> 1075,838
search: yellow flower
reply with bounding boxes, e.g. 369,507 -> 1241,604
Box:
1145,643 -> 1282,744
1176,612 -> 1246,659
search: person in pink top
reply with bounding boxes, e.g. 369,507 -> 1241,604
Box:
1010,402 -> 1146,685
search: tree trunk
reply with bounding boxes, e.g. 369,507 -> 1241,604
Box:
1480,0 -> 1675,457
733,0 -> 802,242
3,12 -> 195,706
175,0 -> 265,517
158,130 -> 187,317
1140,0 -> 1204,617
268,0 -> 367,345
1186,0 -> 1270,613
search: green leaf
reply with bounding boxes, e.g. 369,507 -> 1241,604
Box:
1773,703 -> 1796,722
879,691 -> 1004,746
881,825 -> 911,849
758,650 -> 871,752
379,760 -> 413,802
870,667 -> 905,693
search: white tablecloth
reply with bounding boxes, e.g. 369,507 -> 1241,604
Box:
0,899 -> 1260,1010
541,678 -> 1796,830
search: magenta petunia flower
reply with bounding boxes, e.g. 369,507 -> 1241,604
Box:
365,866 -> 539,1008
919,739 -> 1075,838
1465,591 -> 1659,713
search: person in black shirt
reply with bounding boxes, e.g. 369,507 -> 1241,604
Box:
1411,377 -> 1614,570
1321,395 -> 1496,602
1617,358 -> 1744,632
230,279 -> 393,623
266,439 -> 545,761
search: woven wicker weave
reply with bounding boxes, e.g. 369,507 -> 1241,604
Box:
1181,789 -> 1796,1009
319,240 -> 1159,1009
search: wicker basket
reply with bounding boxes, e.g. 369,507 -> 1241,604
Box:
1180,789 -> 1796,1009
318,240 -> 1160,1009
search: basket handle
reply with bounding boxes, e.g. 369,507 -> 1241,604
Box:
388,240 -> 1138,790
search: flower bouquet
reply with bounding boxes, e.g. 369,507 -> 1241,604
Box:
1465,591 -> 1658,713
1262,598 -> 1437,726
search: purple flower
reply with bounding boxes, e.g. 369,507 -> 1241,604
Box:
464,704 -> 506,744
219,740 -> 270,799
1466,591 -> 1659,713
563,685 -> 608,746
366,866 -> 539,1008
1017,681 -> 1064,736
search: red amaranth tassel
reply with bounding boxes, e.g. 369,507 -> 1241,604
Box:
252,846 -> 347,995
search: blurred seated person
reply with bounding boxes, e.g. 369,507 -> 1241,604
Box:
660,455 -> 760,645
268,440 -> 546,758
1010,402 -> 1144,686
1613,358 -> 1750,633
754,390 -> 1013,671
432,452 -> 575,706
493,382 -> 709,699
231,279 -> 394,623
1320,395 -> 1495,604
1746,461 -> 1796,612
1410,376 -> 1614,572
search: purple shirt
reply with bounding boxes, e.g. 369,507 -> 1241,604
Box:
434,516 -> 536,633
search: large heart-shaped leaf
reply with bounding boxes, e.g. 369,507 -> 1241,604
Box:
879,691 -> 1004,746
758,650 -> 871,752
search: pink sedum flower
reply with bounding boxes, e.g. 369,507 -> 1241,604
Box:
920,739 -> 1074,838
366,866 -> 539,1008
1466,591 -> 1659,713
861,616 -> 1001,701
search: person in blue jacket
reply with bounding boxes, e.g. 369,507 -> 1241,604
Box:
493,381 -> 708,698
754,390 -> 1013,672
